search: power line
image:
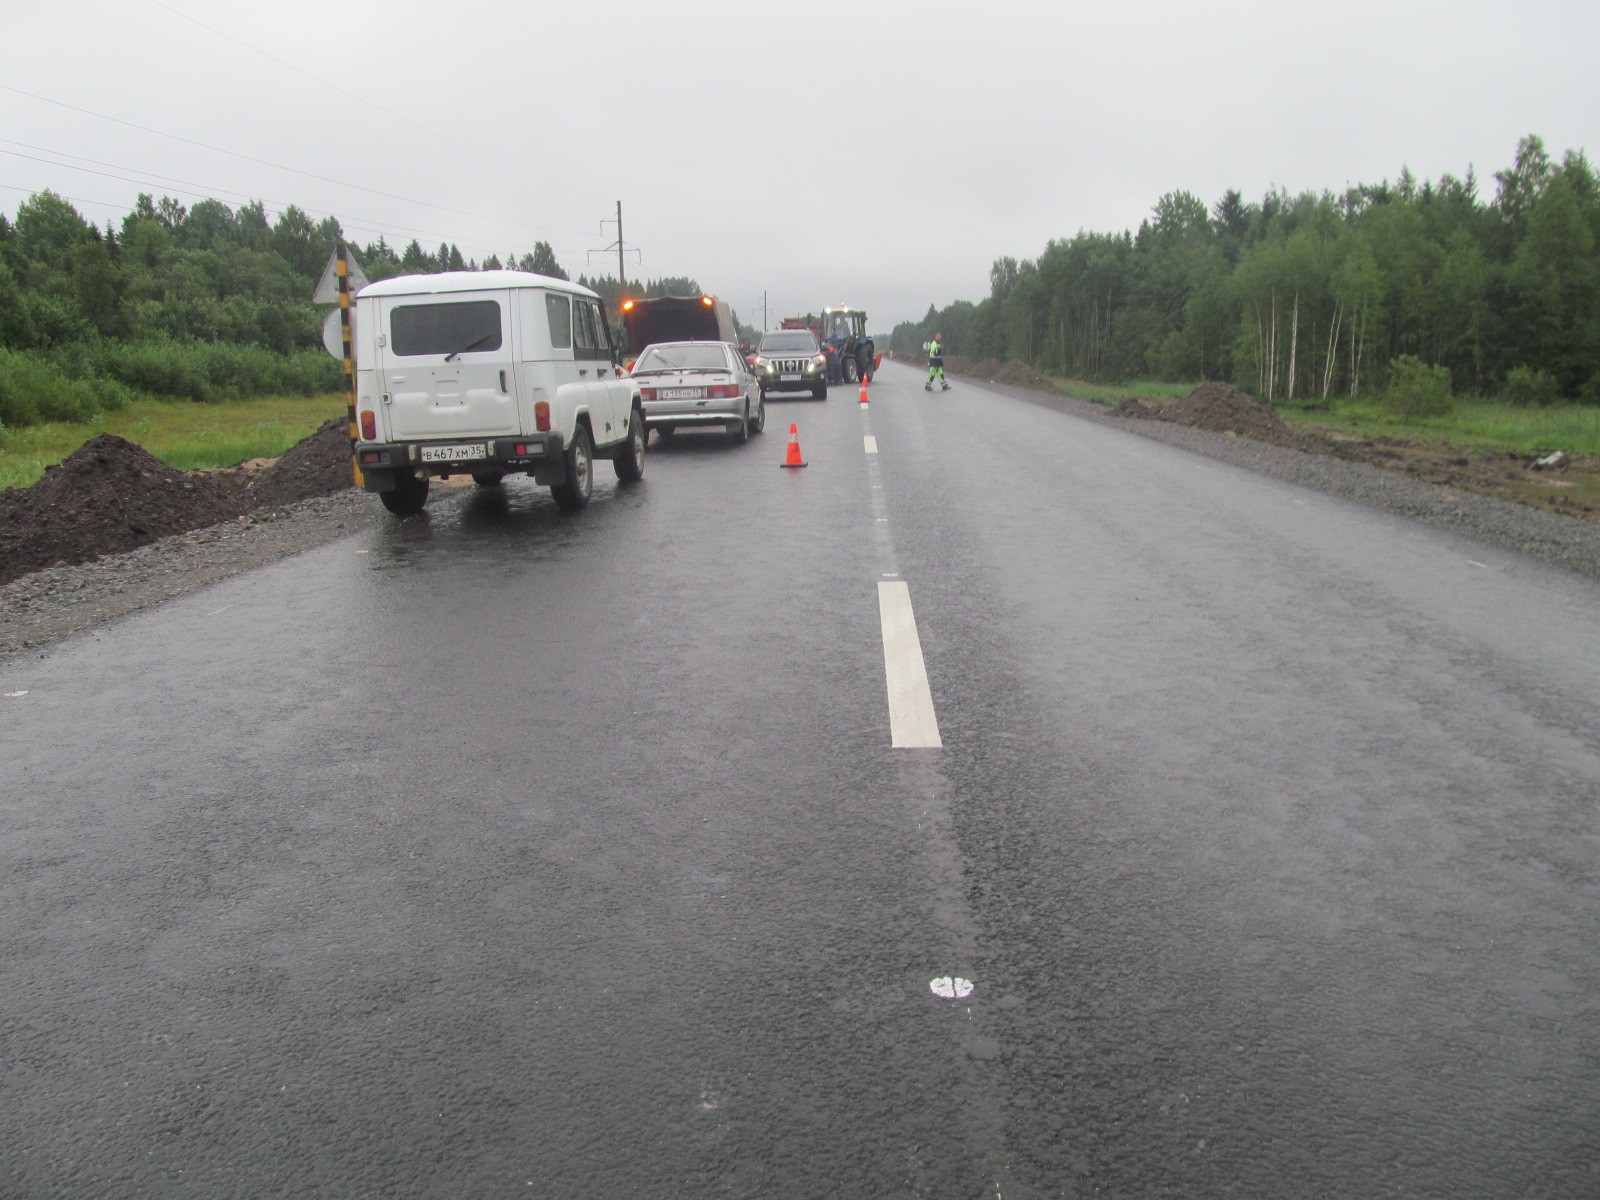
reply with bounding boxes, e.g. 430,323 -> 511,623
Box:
0,178 -> 586,270
144,0 -> 489,160
0,83 -> 596,239
0,142 -> 588,265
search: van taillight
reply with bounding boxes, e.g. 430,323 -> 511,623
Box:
359,409 -> 376,440
535,400 -> 551,432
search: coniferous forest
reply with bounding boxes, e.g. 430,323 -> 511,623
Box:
892,137 -> 1600,409
4,134 -> 1597,439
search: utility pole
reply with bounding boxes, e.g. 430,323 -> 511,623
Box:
592,202 -> 640,303
615,201 -> 625,297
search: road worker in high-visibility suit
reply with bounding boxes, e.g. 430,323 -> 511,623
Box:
925,332 -> 949,391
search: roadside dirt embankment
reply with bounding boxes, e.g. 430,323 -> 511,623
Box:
0,419 -> 354,587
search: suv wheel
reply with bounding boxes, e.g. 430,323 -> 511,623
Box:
471,469 -> 505,487
812,383 -> 827,401
614,409 -> 645,483
379,471 -> 429,515
551,424 -> 593,510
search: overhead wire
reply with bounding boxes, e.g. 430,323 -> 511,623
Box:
0,141 -> 589,267
0,84 -> 598,240
143,0 -> 492,161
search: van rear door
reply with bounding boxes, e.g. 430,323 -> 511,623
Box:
375,291 -> 520,439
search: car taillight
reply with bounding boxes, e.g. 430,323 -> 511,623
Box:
639,387 -> 656,401
535,400 -> 551,432
707,385 -> 739,398
359,409 -> 376,440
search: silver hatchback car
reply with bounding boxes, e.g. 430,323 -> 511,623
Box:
633,341 -> 765,444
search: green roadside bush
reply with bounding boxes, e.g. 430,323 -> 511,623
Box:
0,347 -> 125,427
1501,365 -> 1562,407
82,339 -> 341,405
0,338 -> 338,431
1383,355 -> 1454,418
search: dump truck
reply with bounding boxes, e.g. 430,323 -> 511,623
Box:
620,294 -> 737,365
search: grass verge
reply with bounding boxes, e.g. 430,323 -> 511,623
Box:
1279,397 -> 1600,457
1,394 -> 347,491
1053,379 -> 1197,406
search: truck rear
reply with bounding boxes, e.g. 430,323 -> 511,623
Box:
620,295 -> 737,362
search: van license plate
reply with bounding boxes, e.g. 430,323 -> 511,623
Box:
659,388 -> 704,400
420,443 -> 486,462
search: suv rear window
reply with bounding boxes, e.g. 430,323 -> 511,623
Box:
390,300 -> 502,357
760,332 -> 817,353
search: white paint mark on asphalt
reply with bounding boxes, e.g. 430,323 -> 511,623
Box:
4,691 -> 28,698
1469,560 -> 1488,569
205,604 -> 236,617
879,580 -> 942,749
930,976 -> 974,999
864,435 -> 878,454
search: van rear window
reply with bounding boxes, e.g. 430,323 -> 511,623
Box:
390,300 -> 502,357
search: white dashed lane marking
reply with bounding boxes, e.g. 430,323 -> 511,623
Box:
864,435 -> 878,454
878,581 -> 943,749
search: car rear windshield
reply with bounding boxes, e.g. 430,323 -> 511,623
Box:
633,344 -> 730,373
390,300 -> 503,357
759,333 -> 816,352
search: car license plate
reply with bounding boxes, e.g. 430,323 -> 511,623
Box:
420,443 -> 486,462
659,388 -> 704,400
779,374 -> 801,381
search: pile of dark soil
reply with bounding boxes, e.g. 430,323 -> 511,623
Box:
0,419 -> 355,587
1113,382 -> 1307,449
246,418 -> 355,509
944,356 -> 1061,391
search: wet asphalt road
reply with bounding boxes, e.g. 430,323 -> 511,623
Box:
3,361 -> 1598,1198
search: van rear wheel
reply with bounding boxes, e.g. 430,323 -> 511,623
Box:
551,425 -> 593,510
379,472 -> 429,515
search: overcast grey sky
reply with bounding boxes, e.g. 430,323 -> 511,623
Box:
6,0 -> 1598,330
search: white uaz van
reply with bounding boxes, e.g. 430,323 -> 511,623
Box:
350,271 -> 645,515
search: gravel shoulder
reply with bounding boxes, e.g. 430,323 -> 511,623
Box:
4,381 -> 1598,666
0,490 -> 399,665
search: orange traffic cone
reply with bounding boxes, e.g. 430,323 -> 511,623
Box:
859,377 -> 869,406
781,423 -> 807,468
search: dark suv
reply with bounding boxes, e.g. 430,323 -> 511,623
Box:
752,329 -> 828,400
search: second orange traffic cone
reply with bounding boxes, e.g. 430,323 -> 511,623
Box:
859,377 -> 869,406
781,423 -> 807,468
